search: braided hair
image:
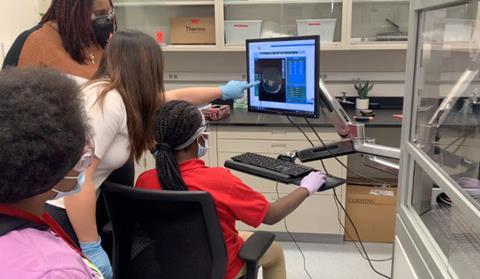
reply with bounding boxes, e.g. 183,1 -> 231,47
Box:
154,101 -> 203,191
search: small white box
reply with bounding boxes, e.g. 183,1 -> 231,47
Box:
296,19 -> 336,42
225,20 -> 262,45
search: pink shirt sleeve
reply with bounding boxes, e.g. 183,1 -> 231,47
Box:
0,228 -> 100,278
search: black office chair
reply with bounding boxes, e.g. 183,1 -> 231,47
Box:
98,159 -> 135,259
102,181 -> 275,279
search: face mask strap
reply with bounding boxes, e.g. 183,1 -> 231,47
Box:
174,125 -> 207,151
174,111 -> 207,151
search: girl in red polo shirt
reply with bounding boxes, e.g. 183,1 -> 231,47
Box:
135,101 -> 326,279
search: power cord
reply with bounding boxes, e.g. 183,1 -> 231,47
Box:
286,116 -> 392,278
332,190 -> 392,262
275,182 -> 314,279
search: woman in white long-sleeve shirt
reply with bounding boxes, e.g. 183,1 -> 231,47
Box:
46,30 -> 258,278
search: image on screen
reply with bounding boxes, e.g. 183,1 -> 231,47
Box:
247,36 -> 319,118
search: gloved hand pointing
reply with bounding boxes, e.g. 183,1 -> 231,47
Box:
300,171 -> 327,195
220,80 -> 260,100
80,237 -> 113,279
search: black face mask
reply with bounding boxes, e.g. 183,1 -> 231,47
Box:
92,16 -> 114,48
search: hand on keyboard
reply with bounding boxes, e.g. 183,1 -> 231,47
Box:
299,172 -> 327,195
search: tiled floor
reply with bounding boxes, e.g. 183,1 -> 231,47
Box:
259,241 -> 393,279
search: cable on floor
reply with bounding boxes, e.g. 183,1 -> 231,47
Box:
283,116 -> 392,278
275,182 -> 314,279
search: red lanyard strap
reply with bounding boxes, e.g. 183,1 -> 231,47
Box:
0,205 -> 84,256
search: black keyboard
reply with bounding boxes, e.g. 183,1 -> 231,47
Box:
225,153 -> 347,190
231,153 -> 313,178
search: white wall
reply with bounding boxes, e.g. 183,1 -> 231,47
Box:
0,0 -> 41,65
164,50 -> 407,97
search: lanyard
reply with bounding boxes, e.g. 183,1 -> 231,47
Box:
0,204 -> 84,257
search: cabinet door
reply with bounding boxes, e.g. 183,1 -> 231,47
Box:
236,193 -> 343,235
282,193 -> 342,235
115,1 -> 215,47
223,0 -> 344,48
351,0 -> 410,45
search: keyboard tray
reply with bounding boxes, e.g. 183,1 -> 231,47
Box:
225,160 -> 346,192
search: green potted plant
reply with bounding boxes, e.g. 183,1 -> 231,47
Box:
353,79 -> 374,110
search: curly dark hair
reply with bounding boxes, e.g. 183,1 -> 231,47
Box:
0,68 -> 89,203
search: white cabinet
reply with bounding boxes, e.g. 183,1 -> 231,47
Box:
113,0 -> 410,51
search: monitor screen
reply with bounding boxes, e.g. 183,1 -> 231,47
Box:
246,36 -> 319,118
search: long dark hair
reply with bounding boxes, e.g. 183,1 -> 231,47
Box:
41,0 -> 114,64
86,30 -> 165,162
153,101 -> 203,191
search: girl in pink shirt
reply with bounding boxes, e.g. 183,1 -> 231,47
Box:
0,68 -> 103,279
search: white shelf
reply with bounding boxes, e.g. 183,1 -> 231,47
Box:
353,0 -> 409,2
161,45 -> 219,51
223,42 -> 344,51
422,42 -> 474,52
349,42 -> 407,50
160,43 -> 350,52
114,1 -> 214,6
224,0 -> 342,5
159,43 -> 408,52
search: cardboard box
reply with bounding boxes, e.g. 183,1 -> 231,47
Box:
344,185 -> 397,243
170,17 -> 215,45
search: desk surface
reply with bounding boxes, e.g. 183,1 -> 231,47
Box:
209,108 -> 403,128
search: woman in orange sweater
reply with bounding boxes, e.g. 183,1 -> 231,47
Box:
3,0 -> 114,79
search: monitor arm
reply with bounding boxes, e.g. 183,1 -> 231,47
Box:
295,79 -> 401,175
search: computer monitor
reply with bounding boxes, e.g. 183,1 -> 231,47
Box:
246,36 -> 320,118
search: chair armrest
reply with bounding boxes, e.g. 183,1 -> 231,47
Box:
238,231 -> 275,262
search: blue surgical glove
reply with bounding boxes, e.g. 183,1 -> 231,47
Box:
80,238 -> 113,279
220,80 -> 260,100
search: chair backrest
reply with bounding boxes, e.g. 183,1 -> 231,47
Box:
96,159 -> 135,258
106,159 -> 135,186
102,181 -> 227,279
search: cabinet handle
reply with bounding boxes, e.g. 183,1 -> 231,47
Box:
269,196 -> 278,202
271,144 -> 287,148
